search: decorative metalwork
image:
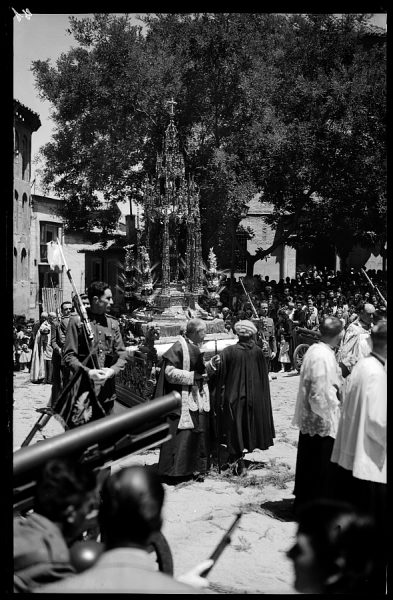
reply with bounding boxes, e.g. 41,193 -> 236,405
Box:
143,100 -> 204,299
205,247 -> 221,312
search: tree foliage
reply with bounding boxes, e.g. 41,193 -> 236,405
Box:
32,13 -> 386,271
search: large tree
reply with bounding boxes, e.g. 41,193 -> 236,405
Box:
32,13 -> 386,271
218,13 -> 386,273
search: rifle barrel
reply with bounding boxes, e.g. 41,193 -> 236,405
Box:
360,268 -> 387,307
14,392 -> 181,485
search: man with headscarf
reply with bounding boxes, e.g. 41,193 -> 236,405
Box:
28,312 -> 49,351
155,319 -> 220,483
215,320 -> 275,475
30,314 -> 52,384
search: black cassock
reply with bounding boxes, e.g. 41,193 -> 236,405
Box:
216,339 -> 275,460
155,340 -> 210,478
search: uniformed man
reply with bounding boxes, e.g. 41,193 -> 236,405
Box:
63,281 -> 128,425
257,302 -> 277,376
50,300 -> 73,405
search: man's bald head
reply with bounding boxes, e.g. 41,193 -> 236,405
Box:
186,318 -> 207,345
319,316 -> 343,342
359,303 -> 376,327
99,466 -> 164,549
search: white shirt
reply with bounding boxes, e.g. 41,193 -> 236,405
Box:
293,342 -> 343,438
336,319 -> 371,373
331,354 -> 386,483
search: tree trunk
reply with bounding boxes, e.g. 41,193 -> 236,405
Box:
246,253 -> 258,277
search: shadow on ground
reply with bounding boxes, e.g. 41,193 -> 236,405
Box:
259,498 -> 296,522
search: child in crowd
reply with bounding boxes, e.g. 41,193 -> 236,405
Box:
19,343 -> 32,372
278,333 -> 291,372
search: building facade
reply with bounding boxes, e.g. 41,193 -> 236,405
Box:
235,195 -> 297,281
13,100 -> 41,317
29,194 -> 127,319
235,194 -> 385,280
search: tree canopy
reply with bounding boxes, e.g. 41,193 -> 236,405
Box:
32,13 -> 386,271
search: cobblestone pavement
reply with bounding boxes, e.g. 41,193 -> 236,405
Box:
13,369 -> 301,594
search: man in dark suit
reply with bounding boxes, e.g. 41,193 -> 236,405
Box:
50,301 -> 73,398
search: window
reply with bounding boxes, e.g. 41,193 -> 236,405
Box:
91,258 -> 103,281
14,191 -> 19,229
21,247 -> 27,280
14,247 -> 18,279
22,135 -> 29,181
40,222 -> 59,262
14,131 -> 20,159
22,193 -> 27,209
234,230 -> 248,272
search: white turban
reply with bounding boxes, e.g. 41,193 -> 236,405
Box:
234,320 -> 257,336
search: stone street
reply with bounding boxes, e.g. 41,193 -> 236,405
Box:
13,370 -> 301,594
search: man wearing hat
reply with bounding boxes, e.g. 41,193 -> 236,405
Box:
215,320 -> 275,474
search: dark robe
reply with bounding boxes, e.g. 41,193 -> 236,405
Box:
156,339 -> 210,478
216,339 -> 275,460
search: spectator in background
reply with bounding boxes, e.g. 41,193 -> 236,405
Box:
42,312 -> 57,384
80,293 -> 90,308
257,302 -> 277,376
30,316 -> 52,384
304,304 -> 319,331
278,333 -> 291,373
29,312 -> 49,351
292,299 -> 307,328
19,342 -> 32,372
51,301 -> 73,405
335,307 -> 346,329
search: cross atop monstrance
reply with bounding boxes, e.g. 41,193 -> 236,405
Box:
166,97 -> 177,118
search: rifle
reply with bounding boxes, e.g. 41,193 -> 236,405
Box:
360,268 -> 387,307
20,346 -> 98,447
14,391 -> 181,516
200,512 -> 242,576
57,240 -> 99,369
239,277 -> 259,319
239,277 -> 268,352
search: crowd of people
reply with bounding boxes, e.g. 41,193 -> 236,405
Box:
207,266 -> 387,373
13,267 -> 387,594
